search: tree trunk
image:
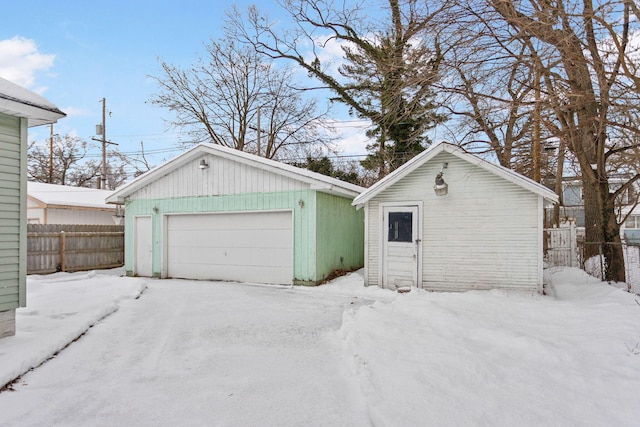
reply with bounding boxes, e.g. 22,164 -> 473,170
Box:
582,173 -> 626,282
602,192 -> 626,283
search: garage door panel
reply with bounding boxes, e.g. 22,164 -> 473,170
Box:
168,263 -> 292,284
167,212 -> 288,231
169,229 -> 292,249
168,247 -> 293,267
166,212 -> 293,284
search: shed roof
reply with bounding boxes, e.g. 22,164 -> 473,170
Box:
107,143 -> 365,204
28,182 -> 115,210
0,77 -> 66,127
352,141 -> 559,207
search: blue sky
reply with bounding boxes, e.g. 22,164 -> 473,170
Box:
0,0 -> 370,170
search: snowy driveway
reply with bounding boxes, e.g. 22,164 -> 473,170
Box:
2,268 -> 640,426
0,278 -> 373,426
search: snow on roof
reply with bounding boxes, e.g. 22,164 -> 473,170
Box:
107,143 -> 365,204
353,141 -> 559,207
0,77 -> 65,127
28,182 -> 116,210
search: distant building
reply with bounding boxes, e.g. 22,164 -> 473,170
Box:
550,176 -> 639,243
27,182 -> 122,225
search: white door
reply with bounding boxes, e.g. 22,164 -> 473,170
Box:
134,216 -> 153,277
166,211 -> 293,284
383,206 -> 419,289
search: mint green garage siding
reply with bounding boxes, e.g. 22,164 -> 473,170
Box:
123,190 -> 364,285
315,191 -> 364,282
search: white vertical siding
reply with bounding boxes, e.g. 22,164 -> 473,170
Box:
365,200 -> 381,287
367,152 -> 543,293
129,154 -> 309,200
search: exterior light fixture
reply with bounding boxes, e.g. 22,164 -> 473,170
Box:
298,199 -> 304,208
199,159 -> 209,169
433,163 -> 448,196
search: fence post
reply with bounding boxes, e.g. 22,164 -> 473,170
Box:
569,222 -> 577,267
598,243 -> 604,280
60,231 -> 66,272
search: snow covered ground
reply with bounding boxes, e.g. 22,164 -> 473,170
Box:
0,267 -> 639,426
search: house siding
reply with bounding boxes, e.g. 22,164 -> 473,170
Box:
39,207 -> 116,225
314,192 -> 364,283
124,190 -> 319,282
366,152 -> 541,292
0,114 -> 26,312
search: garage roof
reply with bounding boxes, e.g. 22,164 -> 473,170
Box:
107,143 -> 365,204
352,141 -> 559,208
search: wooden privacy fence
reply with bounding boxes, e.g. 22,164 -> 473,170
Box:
27,224 -> 124,274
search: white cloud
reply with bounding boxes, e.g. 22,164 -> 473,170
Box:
61,106 -> 90,117
0,36 -> 55,90
328,118 -> 372,156
312,35 -> 351,76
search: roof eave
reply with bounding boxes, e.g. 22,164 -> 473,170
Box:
0,97 -> 66,127
352,142 -> 560,206
110,143 -> 365,201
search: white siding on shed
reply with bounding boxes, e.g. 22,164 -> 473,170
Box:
366,152 -> 543,292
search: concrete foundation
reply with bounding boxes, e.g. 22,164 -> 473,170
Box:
0,309 -> 16,339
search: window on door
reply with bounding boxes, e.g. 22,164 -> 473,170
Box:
388,212 -> 413,242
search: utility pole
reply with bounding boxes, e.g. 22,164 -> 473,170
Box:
101,98 -> 107,189
92,98 -> 117,189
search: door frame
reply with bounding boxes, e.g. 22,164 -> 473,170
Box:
379,202 -> 423,289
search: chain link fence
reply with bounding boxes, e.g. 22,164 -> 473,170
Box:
579,241 -> 640,295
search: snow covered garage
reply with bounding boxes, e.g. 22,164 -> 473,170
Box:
106,144 -> 364,285
352,142 -> 558,294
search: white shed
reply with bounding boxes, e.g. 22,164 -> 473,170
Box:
352,142 -> 558,294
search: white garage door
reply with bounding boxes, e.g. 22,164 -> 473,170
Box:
166,211 -> 293,284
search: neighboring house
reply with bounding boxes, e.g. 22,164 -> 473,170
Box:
620,206 -> 640,245
27,181 -> 122,225
553,176 -> 639,243
106,143 -> 364,285
352,142 -> 558,294
0,78 -> 65,339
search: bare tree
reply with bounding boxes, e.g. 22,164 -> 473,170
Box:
28,134 -> 134,190
150,32 -> 334,160
482,0 -> 640,281
27,134 -> 99,187
230,0 -> 446,176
